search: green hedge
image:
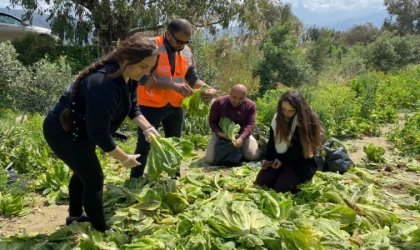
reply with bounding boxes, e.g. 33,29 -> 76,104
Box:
11,34 -> 100,74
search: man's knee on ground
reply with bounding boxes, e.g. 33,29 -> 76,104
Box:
205,152 -> 214,164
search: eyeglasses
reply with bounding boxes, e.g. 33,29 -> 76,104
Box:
168,31 -> 191,45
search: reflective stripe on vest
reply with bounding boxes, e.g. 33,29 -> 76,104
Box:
137,34 -> 193,108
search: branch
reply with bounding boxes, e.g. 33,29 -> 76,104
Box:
144,0 -> 160,5
130,0 -> 160,8
191,19 -> 224,28
126,24 -> 165,36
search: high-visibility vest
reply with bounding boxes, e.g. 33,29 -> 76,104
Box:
137,34 -> 193,108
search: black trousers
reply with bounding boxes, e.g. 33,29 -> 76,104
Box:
255,164 -> 303,193
131,104 -> 184,178
43,114 -> 108,232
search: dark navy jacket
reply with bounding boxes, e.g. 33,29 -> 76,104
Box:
48,64 -> 142,152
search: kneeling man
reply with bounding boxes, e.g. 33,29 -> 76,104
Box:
206,84 -> 260,164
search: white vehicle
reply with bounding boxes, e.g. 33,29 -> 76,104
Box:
0,12 -> 57,41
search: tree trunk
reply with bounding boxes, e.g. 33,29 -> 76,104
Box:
19,112 -> 27,126
99,28 -> 114,54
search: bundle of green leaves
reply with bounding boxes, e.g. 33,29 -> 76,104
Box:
181,86 -> 210,118
146,135 -> 194,180
219,117 -> 240,142
363,143 -> 385,163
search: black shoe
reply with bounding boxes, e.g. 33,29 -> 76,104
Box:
66,212 -> 89,226
171,170 -> 181,180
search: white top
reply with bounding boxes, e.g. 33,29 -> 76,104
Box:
270,114 -> 298,153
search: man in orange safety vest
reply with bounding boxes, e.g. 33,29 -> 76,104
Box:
131,18 -> 217,178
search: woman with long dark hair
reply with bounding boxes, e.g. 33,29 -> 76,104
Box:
255,90 -> 323,193
43,36 -> 159,232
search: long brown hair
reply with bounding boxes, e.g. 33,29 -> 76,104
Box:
60,36 -> 158,132
275,90 -> 323,158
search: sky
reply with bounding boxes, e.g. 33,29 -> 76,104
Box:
1,0 -> 389,30
283,0 -> 385,13
282,0 -> 388,30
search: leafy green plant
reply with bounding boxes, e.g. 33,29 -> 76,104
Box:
181,86 -> 210,118
351,73 -> 379,119
406,186 -> 420,212
387,113 -> 420,157
0,165 -> 418,248
34,162 -> 71,205
219,117 -> 240,142
378,67 -> 420,112
301,82 -> 363,138
0,114 -> 52,176
182,134 -> 210,150
147,135 -> 194,179
0,192 -> 31,216
363,143 -> 385,162
183,116 -> 211,136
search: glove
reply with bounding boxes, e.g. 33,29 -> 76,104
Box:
120,154 -> 140,168
143,126 -> 160,142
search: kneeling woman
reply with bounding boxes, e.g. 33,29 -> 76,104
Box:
255,90 -> 323,193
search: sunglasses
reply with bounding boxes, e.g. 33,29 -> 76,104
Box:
169,31 -> 191,45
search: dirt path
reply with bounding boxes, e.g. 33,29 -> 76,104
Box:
1,122 -> 418,237
0,196 -> 68,237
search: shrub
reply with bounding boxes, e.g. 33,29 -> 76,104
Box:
0,41 -> 31,109
7,56 -> 73,113
387,112 -> 420,157
366,32 -> 420,72
0,113 -> 52,176
191,34 -> 261,95
351,73 -> 381,119
255,88 -> 287,126
301,83 -> 367,138
12,33 -> 99,74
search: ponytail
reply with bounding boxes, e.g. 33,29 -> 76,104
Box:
59,35 -> 158,132
60,55 -> 115,132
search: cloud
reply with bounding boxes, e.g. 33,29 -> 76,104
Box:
283,0 -> 385,13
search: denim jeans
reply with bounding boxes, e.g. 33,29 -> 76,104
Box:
131,104 -> 184,178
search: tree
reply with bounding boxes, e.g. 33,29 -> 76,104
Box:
256,22 -> 315,92
236,1 -> 302,46
9,0 -> 277,52
303,26 -> 321,41
338,23 -> 380,46
306,28 -> 335,74
384,0 -> 420,35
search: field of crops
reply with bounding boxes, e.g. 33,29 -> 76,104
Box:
0,65 -> 419,249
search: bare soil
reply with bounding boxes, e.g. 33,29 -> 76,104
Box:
0,196 -> 68,237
